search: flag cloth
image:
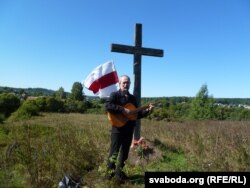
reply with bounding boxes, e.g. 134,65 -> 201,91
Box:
83,61 -> 119,98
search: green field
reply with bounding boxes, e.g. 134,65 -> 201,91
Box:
0,113 -> 250,187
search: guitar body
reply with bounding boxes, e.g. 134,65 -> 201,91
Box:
107,103 -> 138,127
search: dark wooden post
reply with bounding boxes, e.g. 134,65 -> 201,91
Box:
111,23 -> 164,140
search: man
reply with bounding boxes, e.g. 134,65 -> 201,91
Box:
105,75 -> 154,182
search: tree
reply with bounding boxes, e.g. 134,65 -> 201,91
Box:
55,87 -> 66,99
190,84 -> 215,120
70,82 -> 84,101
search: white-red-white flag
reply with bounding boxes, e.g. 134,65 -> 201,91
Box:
83,61 -> 119,98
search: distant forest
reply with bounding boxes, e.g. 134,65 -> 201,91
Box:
0,86 -> 56,96
1,86 -> 250,105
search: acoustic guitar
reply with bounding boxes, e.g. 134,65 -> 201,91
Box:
107,103 -> 150,127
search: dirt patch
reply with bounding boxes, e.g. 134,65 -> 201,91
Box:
127,138 -> 162,166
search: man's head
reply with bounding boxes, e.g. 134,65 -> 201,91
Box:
119,75 -> 131,93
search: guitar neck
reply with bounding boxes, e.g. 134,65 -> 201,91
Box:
132,105 -> 149,113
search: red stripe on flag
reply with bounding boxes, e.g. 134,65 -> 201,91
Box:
89,71 -> 118,94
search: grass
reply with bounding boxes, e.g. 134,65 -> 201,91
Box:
0,113 -> 250,187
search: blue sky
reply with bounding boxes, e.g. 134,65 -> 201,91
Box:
0,0 -> 250,98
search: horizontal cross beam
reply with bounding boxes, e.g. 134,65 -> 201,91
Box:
111,44 -> 164,57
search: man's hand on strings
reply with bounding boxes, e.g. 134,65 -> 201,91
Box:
122,107 -> 132,115
146,103 -> 154,112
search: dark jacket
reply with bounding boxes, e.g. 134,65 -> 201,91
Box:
105,90 -> 148,133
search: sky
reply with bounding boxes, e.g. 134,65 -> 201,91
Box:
0,0 -> 250,98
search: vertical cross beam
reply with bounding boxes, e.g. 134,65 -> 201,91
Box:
133,24 -> 142,141
111,23 -> 164,140
133,23 -> 142,107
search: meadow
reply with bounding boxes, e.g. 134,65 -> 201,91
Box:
0,113 -> 250,188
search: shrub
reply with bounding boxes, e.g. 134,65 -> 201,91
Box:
0,113 -> 5,123
0,93 -> 20,117
45,97 -> 64,112
64,100 -> 88,113
9,101 -> 39,120
34,97 -> 47,112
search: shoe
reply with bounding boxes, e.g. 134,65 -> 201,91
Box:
115,171 -> 129,181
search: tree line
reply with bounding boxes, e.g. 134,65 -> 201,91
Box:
0,82 -> 95,122
144,85 -> 250,121
1,83 -> 250,123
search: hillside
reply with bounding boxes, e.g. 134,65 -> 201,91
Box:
0,86 -> 56,96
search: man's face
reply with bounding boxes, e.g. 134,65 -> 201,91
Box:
119,76 -> 130,92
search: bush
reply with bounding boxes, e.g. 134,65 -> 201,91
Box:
0,93 -> 20,117
234,108 -> 250,120
64,100 -> 88,113
0,113 -> 5,123
9,101 -> 39,120
35,97 -> 47,112
45,97 -> 64,112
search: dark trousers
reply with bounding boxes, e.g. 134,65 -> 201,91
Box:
107,129 -> 133,173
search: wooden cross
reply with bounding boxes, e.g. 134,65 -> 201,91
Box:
111,23 -> 164,140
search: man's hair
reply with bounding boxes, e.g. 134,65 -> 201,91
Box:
119,75 -> 130,82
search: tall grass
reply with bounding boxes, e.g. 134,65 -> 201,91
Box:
142,120 -> 250,171
0,114 -> 250,187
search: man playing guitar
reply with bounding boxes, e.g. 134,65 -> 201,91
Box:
105,75 -> 154,182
